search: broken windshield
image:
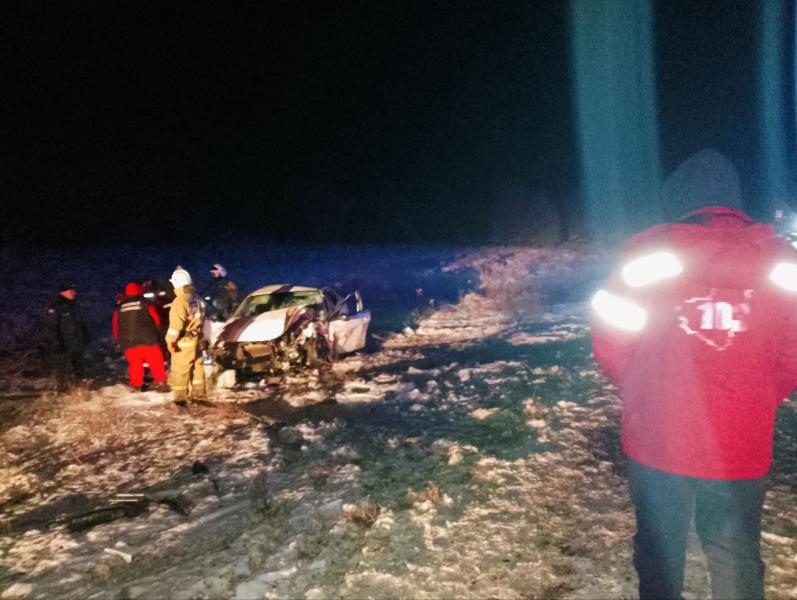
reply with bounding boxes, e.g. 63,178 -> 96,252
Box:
233,290 -> 323,319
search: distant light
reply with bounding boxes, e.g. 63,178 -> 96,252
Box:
769,262 -> 797,291
621,251 -> 682,287
591,289 -> 647,332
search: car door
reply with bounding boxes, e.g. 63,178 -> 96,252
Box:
327,290 -> 370,354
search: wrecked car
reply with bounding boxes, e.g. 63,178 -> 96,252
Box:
210,284 -> 370,374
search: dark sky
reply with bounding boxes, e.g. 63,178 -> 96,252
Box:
1,2 -> 789,245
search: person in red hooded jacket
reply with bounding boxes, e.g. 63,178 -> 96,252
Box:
112,282 -> 169,392
591,205 -> 797,599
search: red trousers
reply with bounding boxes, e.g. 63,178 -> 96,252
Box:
124,345 -> 168,387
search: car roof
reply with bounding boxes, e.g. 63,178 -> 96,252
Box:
247,284 -> 322,296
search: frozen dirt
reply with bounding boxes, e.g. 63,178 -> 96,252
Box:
1,243 -> 796,599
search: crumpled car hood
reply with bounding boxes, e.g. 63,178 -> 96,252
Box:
218,307 -> 293,343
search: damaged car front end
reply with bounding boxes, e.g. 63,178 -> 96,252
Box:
211,285 -> 370,374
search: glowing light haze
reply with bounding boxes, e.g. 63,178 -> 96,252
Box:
769,262 -> 797,292
758,0 -> 789,215
621,252 -> 683,288
569,0 -> 662,239
591,289 -> 647,332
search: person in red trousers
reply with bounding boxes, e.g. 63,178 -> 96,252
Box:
112,282 -> 169,392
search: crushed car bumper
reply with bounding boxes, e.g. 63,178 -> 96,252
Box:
212,337 -> 313,373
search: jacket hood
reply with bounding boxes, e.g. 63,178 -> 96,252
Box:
678,205 -> 752,224
125,282 -> 143,296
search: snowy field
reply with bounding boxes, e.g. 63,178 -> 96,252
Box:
1,243 -> 797,600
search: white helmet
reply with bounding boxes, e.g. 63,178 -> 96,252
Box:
170,267 -> 192,288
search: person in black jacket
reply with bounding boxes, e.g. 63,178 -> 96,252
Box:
112,282 -> 169,392
201,264 -> 241,321
46,283 -> 87,391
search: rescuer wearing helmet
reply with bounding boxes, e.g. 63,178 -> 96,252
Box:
165,267 -> 207,403
591,202 -> 797,599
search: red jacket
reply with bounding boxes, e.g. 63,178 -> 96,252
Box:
591,206 -> 797,479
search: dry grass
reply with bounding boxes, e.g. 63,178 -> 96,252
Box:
407,481 -> 441,505
307,462 -> 332,486
342,500 -> 381,526
3,478 -> 35,506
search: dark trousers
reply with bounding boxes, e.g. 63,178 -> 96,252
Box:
54,347 -> 85,390
628,460 -> 766,600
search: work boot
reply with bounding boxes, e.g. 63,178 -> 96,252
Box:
149,382 -> 170,393
128,384 -> 143,393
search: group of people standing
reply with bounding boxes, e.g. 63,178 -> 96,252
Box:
41,199 -> 797,596
46,264 -> 240,404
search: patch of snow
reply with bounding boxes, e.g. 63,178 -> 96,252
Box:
470,408 -> 500,421
0,584 -> 33,600
8,243 -> 792,600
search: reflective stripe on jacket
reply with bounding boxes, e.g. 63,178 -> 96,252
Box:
166,285 -> 206,343
114,296 -> 161,350
591,206 -> 797,479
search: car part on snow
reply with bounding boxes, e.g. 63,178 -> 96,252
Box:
61,492 -> 194,532
103,547 -> 133,563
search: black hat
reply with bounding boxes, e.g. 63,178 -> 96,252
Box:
57,282 -> 76,292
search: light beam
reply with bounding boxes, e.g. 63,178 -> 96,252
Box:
569,0 -> 662,239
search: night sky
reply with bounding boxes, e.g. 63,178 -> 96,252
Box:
2,2 -> 790,246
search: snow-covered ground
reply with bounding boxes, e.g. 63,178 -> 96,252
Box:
1,243 -> 797,600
